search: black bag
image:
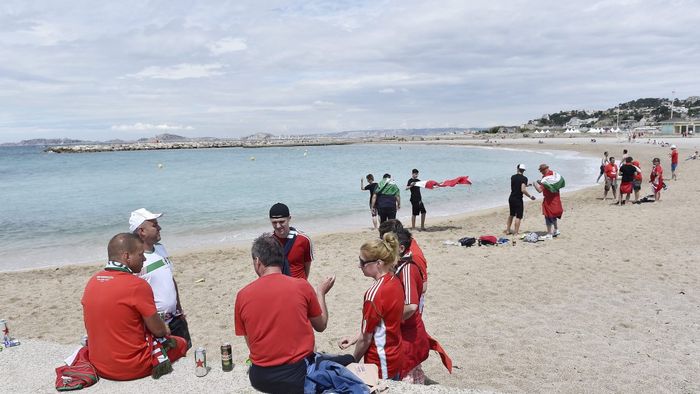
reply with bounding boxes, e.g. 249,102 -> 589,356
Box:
458,237 -> 476,247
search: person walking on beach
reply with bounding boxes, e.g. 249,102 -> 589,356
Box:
670,145 -> 679,180
602,157 -> 618,201
617,157 -> 638,205
235,234 -> 337,393
269,203 -> 314,280
338,232 -> 405,380
361,174 -> 378,229
596,151 -> 609,183
371,174 -> 401,224
130,208 -> 191,349
532,164 -> 564,239
82,233 -> 188,381
406,169 -> 427,231
650,158 -> 664,202
505,164 -> 536,235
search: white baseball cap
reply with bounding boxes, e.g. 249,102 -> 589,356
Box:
517,164 -> 526,171
671,145 -> 677,149
129,208 -> 163,233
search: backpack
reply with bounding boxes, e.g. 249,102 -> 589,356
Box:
522,232 -> 540,243
478,235 -> 498,246
458,237 -> 476,247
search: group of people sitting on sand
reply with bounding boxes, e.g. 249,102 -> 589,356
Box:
77,203 -> 451,393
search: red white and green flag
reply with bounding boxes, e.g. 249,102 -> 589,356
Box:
541,171 -> 565,192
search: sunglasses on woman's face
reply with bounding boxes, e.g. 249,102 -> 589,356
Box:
358,256 -> 379,267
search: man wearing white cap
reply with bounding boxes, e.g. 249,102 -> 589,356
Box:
670,145 -> 678,180
129,208 -> 191,349
505,164 -> 536,235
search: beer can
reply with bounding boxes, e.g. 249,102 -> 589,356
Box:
0,319 -> 8,340
81,335 -> 88,347
195,347 -> 207,377
221,343 -> 233,372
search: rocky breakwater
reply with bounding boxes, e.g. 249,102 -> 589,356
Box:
44,140 -> 243,153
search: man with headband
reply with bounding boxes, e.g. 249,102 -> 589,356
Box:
269,203 -> 314,280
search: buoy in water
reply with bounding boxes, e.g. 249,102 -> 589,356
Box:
157,163 -> 164,169
250,156 -> 256,161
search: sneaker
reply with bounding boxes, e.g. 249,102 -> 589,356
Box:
541,234 -> 553,240
553,230 -> 561,237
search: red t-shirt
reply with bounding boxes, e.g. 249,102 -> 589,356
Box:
361,273 -> 404,379
408,239 -> 427,284
275,231 -> 313,279
671,150 -> 678,164
604,163 -> 618,179
650,165 -> 664,183
632,161 -> 643,181
235,273 -> 321,366
81,270 -> 157,380
396,261 -> 430,374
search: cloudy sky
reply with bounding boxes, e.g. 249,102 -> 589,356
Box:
1,0 -> 699,142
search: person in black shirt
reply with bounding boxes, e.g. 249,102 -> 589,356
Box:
617,157 -> 639,205
506,164 -> 536,235
406,169 -> 427,230
361,174 -> 379,229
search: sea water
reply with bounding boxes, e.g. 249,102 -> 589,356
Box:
0,143 -> 597,271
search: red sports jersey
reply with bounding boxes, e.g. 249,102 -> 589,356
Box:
81,270 -> 157,380
408,239 -> 427,284
604,163 -> 618,179
235,273 -> 321,366
632,161 -> 643,181
361,273 -> 404,379
671,150 -> 678,164
275,231 -> 313,279
397,261 -> 430,375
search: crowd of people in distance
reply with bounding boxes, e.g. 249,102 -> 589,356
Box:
597,145 -> 681,205
78,202 -> 450,393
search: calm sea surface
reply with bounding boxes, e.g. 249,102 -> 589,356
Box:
0,144 -> 597,271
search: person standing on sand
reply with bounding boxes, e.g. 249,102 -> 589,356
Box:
406,169 -> 427,230
670,145 -> 679,180
235,234 -> 338,393
650,157 -> 664,202
338,232 -> 405,380
81,233 -> 188,380
361,174 -> 378,229
532,164 -> 563,239
596,151 -> 609,183
269,203 -> 314,280
617,157 -> 638,205
505,164 -> 536,235
371,173 -> 401,224
130,208 -> 191,349
602,157 -> 618,201
632,159 -> 643,203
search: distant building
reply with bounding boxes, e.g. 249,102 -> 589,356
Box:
659,120 -> 697,135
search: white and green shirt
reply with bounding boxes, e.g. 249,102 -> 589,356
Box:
138,243 -> 178,322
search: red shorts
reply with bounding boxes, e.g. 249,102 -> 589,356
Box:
620,181 -> 633,195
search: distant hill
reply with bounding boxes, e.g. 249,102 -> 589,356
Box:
528,96 -> 700,129
0,138 -> 92,147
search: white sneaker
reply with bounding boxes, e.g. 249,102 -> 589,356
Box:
541,234 -> 553,240
553,230 -> 561,237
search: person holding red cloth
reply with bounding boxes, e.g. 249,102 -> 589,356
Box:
650,157 -> 664,202
338,233 -> 405,380
533,164 -> 564,239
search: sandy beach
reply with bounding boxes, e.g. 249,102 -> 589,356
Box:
2,137 -> 699,393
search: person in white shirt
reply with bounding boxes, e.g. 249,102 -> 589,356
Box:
130,208 -> 191,349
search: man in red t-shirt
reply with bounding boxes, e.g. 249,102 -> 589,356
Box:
81,233 -> 187,381
670,145 -> 679,180
269,203 -> 313,279
602,156 -> 618,201
235,234 -> 336,393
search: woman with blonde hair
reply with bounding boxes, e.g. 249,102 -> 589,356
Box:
338,232 -> 405,380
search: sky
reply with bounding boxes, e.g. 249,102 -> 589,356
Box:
1,0 -> 699,142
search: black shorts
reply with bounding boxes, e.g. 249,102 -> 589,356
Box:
377,206 -> 397,223
508,197 -> 524,219
633,180 -> 641,191
249,355 -> 311,394
411,200 -> 426,216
